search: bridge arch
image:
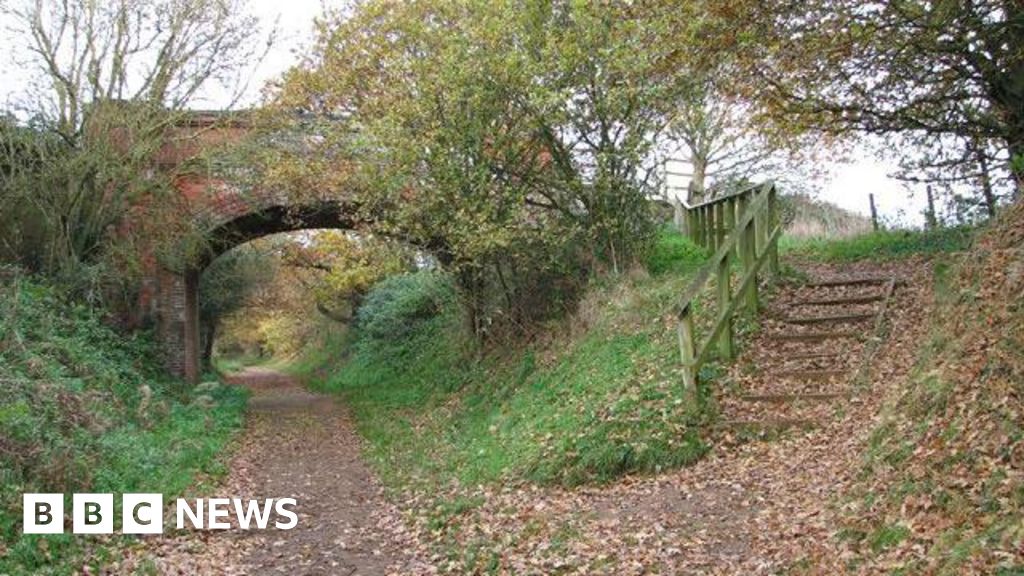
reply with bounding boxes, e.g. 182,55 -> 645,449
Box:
151,195 -> 365,383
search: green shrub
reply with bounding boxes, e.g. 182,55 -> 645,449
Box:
355,271 -> 456,341
644,229 -> 708,275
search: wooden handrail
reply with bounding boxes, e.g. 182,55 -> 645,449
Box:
682,182 -> 764,211
676,182 -> 782,397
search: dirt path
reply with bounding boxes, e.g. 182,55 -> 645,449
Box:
113,367 -> 428,575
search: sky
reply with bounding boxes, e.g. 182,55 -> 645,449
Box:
0,0 -> 926,226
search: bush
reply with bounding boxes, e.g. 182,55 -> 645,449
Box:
356,271 -> 456,341
644,229 -> 709,275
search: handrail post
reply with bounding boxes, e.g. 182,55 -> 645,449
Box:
674,197 -> 686,235
678,304 -> 697,400
702,206 -> 711,249
767,185 -> 780,276
708,203 -> 718,252
714,201 -> 726,251
695,207 -> 705,248
735,194 -> 748,261
741,217 -> 759,316
754,188 -> 767,259
717,252 -> 734,360
724,196 -> 737,258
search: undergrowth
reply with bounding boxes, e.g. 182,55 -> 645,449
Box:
0,274 -> 246,575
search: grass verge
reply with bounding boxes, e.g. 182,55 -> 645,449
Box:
836,204 -> 1023,573
780,226 -> 975,262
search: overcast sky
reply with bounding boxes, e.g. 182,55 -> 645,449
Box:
0,0 -> 926,226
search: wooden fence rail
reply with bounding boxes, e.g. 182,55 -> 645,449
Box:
674,182 -> 782,397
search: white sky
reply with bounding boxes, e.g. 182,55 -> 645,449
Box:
0,0 -> 926,226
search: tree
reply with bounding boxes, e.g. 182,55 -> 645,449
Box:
3,0 -> 268,142
273,0 -> 699,337
278,231 -> 414,323
665,76 -> 827,203
0,0 -> 271,297
727,0 -> 1024,206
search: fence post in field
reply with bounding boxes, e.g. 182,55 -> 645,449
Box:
925,185 -> 938,230
870,193 -> 880,231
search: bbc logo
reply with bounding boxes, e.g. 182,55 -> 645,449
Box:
24,493 -> 298,534
24,494 -> 164,535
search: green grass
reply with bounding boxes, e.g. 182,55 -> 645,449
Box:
0,276 -> 247,575
868,523 -> 911,553
645,227 -> 709,275
780,226 -> 975,262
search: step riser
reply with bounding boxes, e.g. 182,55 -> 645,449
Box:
805,277 -> 890,288
784,352 -> 845,361
795,295 -> 884,306
785,313 -> 876,325
771,370 -> 848,382
776,332 -> 862,342
721,420 -> 817,431
740,393 -> 849,403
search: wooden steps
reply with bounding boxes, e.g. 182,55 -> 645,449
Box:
775,331 -> 863,342
796,294 -> 885,306
739,391 -> 850,403
714,271 -> 900,443
771,369 -> 848,382
784,312 -> 876,325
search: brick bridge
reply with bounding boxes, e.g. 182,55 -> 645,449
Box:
135,112 -> 360,383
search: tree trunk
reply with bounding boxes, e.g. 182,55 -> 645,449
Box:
925,185 -> 938,229
201,321 -> 216,369
688,152 -> 708,204
457,266 -> 486,344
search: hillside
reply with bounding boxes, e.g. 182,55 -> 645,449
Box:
286,232 -> 716,491
0,273 -> 246,574
835,202 -> 1024,572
